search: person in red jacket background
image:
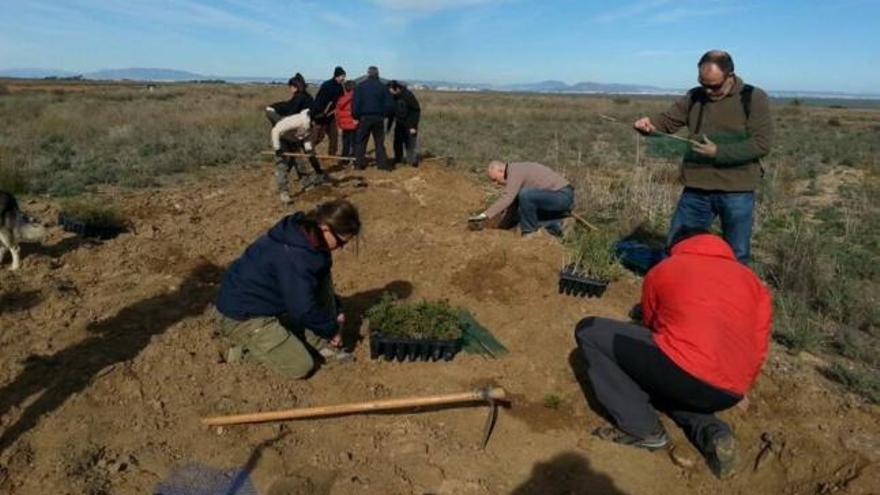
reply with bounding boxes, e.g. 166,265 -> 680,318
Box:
574,229 -> 772,479
336,80 -> 358,162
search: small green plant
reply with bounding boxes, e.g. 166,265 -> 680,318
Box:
611,97 -> 630,105
563,227 -> 623,281
827,117 -> 842,127
543,393 -> 563,410
366,293 -> 462,340
60,198 -> 127,229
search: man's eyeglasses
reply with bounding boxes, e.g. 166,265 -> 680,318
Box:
700,74 -> 728,91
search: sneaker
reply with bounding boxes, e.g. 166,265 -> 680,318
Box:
279,192 -> 292,204
318,346 -> 354,363
544,221 -> 564,238
706,433 -> 737,479
592,425 -> 669,451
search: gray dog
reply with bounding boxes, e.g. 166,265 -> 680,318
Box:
0,191 -> 48,270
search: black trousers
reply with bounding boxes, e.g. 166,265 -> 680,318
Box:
393,124 -> 418,165
310,118 -> 339,156
355,115 -> 388,169
341,130 -> 356,158
574,317 -> 740,455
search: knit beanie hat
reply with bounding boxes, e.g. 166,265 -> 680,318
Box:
333,66 -> 346,78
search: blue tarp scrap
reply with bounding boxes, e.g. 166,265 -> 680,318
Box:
614,240 -> 665,275
154,462 -> 258,495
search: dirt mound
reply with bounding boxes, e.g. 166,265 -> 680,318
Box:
1,162 -> 878,494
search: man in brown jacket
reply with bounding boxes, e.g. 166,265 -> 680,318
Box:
471,161 -> 574,236
633,50 -> 773,263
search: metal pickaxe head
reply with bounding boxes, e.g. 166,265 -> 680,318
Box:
478,387 -> 507,450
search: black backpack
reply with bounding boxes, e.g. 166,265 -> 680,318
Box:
689,84 -> 754,134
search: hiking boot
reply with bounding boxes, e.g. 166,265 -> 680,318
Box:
592,425 -> 669,451
706,432 -> 737,479
279,192 -> 292,204
300,174 -> 327,190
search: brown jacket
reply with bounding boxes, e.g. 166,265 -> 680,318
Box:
651,76 -> 773,192
485,162 -> 570,218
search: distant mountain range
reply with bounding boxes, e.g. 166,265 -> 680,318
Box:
0,67 -> 221,82
2,67 -> 878,99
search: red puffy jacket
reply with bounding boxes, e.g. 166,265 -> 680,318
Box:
335,90 -> 357,131
642,234 -> 772,396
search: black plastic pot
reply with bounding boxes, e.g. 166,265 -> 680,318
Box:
58,213 -> 126,240
558,264 -> 609,298
369,331 -> 462,362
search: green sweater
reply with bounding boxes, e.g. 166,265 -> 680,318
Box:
651,76 -> 773,192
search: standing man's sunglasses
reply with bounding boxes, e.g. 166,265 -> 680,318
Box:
700,74 -> 729,91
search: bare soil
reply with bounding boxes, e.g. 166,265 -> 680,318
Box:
1,162 -> 878,494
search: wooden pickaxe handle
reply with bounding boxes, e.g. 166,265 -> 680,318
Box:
202,387 -> 508,426
261,151 -> 357,161
570,212 -> 599,231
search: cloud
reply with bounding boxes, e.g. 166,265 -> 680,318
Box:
633,49 -> 701,58
593,0 -> 672,23
649,5 -> 738,23
368,0 -> 503,13
320,11 -> 358,29
594,0 -> 738,24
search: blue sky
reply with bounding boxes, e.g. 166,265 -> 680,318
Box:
1,0 -> 878,93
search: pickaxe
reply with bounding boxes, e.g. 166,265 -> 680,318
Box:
202,387 -> 509,450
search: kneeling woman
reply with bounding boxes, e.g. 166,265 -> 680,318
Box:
215,199 -> 361,378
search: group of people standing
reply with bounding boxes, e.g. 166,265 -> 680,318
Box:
266,65 -> 421,204
218,50 -> 774,480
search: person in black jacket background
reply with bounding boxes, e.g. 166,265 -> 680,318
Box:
214,200 -> 361,379
353,66 -> 393,170
389,80 -> 421,167
311,66 -> 346,156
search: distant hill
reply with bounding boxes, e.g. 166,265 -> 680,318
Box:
0,68 -> 78,79
83,68 -> 207,81
2,67 -> 878,99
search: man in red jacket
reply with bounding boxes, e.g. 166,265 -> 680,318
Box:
574,230 -> 772,479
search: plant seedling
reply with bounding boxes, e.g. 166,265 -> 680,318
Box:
543,394 -> 563,410
559,227 -> 622,298
367,294 -> 464,362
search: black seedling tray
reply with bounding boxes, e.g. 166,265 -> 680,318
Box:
559,264 -> 609,298
369,331 -> 462,362
58,213 -> 126,240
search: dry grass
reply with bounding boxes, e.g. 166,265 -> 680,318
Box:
1,78 -> 879,402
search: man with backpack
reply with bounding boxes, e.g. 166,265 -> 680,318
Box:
633,50 -> 773,264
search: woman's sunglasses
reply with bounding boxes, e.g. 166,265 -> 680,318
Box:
330,228 -> 350,247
